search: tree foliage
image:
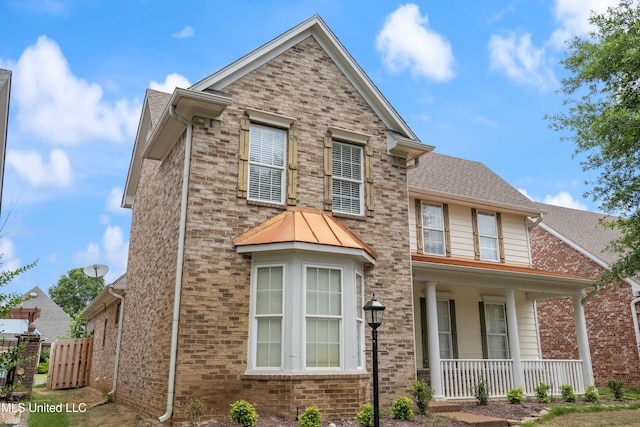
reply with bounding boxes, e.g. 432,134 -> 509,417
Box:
546,0 -> 640,286
49,267 -> 104,317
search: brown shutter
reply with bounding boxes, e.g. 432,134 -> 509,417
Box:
479,301 -> 488,359
415,200 -> 424,254
496,212 -> 505,263
443,203 -> 451,257
471,208 -> 480,260
237,118 -> 250,198
450,300 -> 458,359
365,145 -> 374,217
323,136 -> 333,211
420,297 -> 428,368
287,129 -> 298,205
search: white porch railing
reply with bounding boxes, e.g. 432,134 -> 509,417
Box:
440,359 -> 584,399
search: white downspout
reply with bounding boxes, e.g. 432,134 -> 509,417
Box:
159,105 -> 192,423
107,286 -> 124,398
631,296 -> 640,362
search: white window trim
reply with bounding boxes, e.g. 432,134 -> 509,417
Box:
421,202 -> 446,256
332,141 -> 364,216
247,252 -> 365,375
436,299 -> 453,359
247,123 -> 287,204
483,302 -> 509,359
477,211 -> 499,261
246,108 -> 295,129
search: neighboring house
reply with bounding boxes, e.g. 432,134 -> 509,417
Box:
531,203 -> 640,387
407,154 -> 594,400
83,275 -> 125,393
18,286 -> 70,347
94,15 -> 596,424
0,69 -> 11,214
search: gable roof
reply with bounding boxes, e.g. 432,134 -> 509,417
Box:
409,153 -> 542,216
0,69 -> 11,215
536,203 -> 639,291
233,207 -> 377,264
123,15 -> 430,209
19,286 -> 70,343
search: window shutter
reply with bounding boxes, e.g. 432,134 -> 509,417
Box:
365,145 -> 374,217
443,203 -> 451,257
479,301 -> 488,359
323,136 -> 333,211
420,297 -> 429,368
496,212 -> 505,263
471,208 -> 480,260
416,200 -> 424,254
287,129 -> 298,205
237,118 -> 250,198
450,300 -> 458,359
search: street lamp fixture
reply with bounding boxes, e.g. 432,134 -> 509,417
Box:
363,294 -> 385,427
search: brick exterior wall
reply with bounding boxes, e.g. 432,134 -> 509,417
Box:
86,299 -> 121,393
530,225 -> 640,387
119,36 -> 416,424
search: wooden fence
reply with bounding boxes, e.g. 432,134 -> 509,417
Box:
47,337 -> 93,390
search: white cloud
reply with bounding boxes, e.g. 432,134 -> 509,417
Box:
543,191 -> 588,210
0,238 -> 22,273
74,225 -> 128,283
10,36 -> 140,144
6,148 -> 72,187
376,4 -> 454,81
149,73 -> 191,93
172,26 -> 194,39
105,187 -> 124,212
489,32 -> 556,91
549,0 -> 620,48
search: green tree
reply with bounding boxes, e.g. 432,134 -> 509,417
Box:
546,0 -> 640,287
49,268 -> 104,317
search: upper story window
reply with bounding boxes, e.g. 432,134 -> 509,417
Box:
332,142 -> 364,215
477,211 -> 499,261
248,124 -> 287,204
422,203 -> 445,255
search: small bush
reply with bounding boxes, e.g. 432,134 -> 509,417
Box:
356,404 -> 374,427
535,382 -> 551,403
186,398 -> 205,427
506,388 -> 523,404
561,384 -> 576,402
391,396 -> 414,421
36,361 -> 49,374
298,406 -> 322,427
584,385 -> 600,403
230,400 -> 258,427
474,377 -> 489,405
409,379 -> 433,414
608,378 -> 624,400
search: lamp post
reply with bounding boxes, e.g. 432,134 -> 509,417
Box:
363,294 -> 385,427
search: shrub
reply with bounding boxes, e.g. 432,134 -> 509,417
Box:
535,382 -> 551,403
474,377 -> 489,405
230,400 -> 258,427
584,385 -> 600,403
36,361 -> 49,374
608,378 -> 624,400
409,379 -> 433,414
391,396 -> 414,420
561,384 -> 576,402
506,388 -> 523,404
186,398 -> 205,427
298,406 -> 322,427
356,403 -> 374,427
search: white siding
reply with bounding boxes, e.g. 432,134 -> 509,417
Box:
502,213 -> 531,265
448,205 -> 475,259
409,197 -> 418,253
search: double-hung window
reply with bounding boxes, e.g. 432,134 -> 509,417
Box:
482,302 -> 509,359
248,124 -> 287,204
332,142 -> 363,215
355,272 -> 364,369
255,266 -> 284,368
420,297 -> 457,368
477,211 -> 499,261
422,203 -> 445,255
306,267 -> 342,368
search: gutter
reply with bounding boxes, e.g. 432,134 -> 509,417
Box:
632,296 -> 640,363
159,104 -> 192,423
106,286 -> 124,399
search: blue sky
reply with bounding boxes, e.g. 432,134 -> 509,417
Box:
0,0 -> 619,295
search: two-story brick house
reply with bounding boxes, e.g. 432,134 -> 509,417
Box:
88,15 -> 597,424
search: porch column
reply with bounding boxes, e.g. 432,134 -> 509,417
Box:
572,295 -> 594,386
505,289 -> 523,389
425,282 -> 443,400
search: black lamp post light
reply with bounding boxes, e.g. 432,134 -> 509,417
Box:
363,294 -> 385,427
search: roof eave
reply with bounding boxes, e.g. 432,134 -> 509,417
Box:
236,242 -> 376,265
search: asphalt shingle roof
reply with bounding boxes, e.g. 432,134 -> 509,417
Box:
146,89 -> 171,129
408,153 -> 541,214
19,286 -> 70,344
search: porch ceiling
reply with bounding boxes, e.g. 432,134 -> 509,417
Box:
411,254 -> 594,299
